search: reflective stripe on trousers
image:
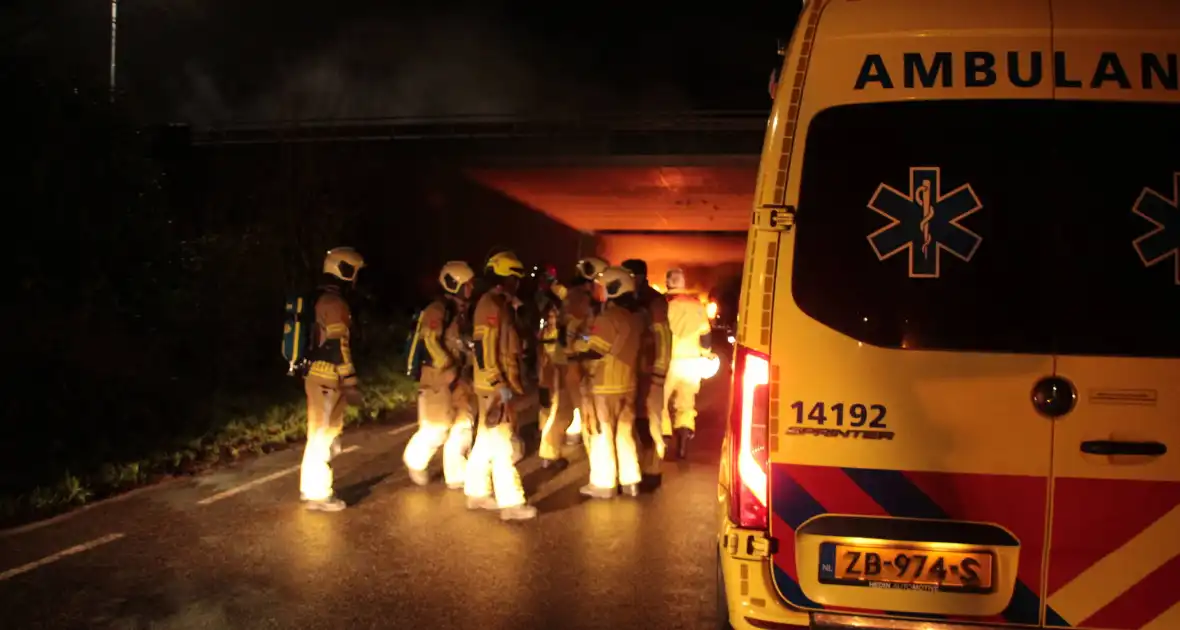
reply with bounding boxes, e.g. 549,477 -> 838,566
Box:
464,394 -> 526,508
588,393 -> 642,489
404,384 -> 474,485
539,364 -> 578,460
637,380 -> 666,476
662,358 -> 701,433
301,376 -> 346,501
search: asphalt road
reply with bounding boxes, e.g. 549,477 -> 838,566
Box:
0,369 -> 731,630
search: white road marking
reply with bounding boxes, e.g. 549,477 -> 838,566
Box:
196,445 -> 361,506
0,533 -> 125,582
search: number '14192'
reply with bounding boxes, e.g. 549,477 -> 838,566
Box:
790,401 -> 887,428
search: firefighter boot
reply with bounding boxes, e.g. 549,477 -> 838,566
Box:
579,484 -> 616,500
408,468 -> 432,486
500,504 -> 538,521
305,496 -> 347,512
541,457 -> 569,471
466,496 -> 499,511
675,427 -> 694,460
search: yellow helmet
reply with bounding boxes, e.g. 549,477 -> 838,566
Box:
486,250 -> 525,278
323,247 -> 365,282
596,266 -> 636,299
576,256 -> 609,281
439,260 -> 475,294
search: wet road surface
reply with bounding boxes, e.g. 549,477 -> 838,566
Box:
0,371 -> 731,630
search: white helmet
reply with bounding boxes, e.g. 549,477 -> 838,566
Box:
576,257 -> 609,281
324,247 -> 365,282
597,266 -> 636,299
666,267 -> 686,291
439,261 -> 475,294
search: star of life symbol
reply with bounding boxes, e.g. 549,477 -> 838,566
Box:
1131,172 -> 1180,285
867,167 -> 984,278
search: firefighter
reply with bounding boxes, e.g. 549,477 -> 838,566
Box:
505,288 -> 530,466
535,257 -> 609,467
535,264 -> 571,470
558,257 -> 610,449
572,265 -> 645,498
663,267 -> 714,459
300,246 -> 365,512
464,250 -> 537,521
403,261 -> 478,488
620,259 -> 672,486
475,249 -> 530,466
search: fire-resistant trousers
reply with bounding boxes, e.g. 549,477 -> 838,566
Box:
464,393 -> 527,508
662,357 -> 702,434
636,378 -> 667,476
300,375 -> 347,501
538,364 -> 578,461
587,393 -> 642,490
404,382 -> 475,486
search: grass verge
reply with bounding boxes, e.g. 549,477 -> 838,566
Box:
0,354 -> 418,530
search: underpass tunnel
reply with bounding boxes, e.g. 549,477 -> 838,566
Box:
190,139 -> 757,323
466,160 -> 756,305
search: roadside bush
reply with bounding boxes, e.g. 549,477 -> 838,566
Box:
0,74 -> 419,528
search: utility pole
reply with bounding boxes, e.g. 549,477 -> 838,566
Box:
109,0 -> 118,102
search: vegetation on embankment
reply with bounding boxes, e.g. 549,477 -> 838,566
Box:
2,77 -> 427,529
0,343 -> 418,529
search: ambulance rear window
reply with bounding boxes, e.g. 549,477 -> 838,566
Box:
791,99 -> 1180,359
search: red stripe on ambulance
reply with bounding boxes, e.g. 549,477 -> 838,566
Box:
905,471 -> 1049,600
1047,478 -> 1180,595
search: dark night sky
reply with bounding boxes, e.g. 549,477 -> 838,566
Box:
4,1 -> 801,124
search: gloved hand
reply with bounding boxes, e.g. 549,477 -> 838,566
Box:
497,387 -> 514,404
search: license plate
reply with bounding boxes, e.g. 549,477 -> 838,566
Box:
826,544 -> 994,592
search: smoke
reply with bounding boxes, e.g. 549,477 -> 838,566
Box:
155,10 -> 691,125
176,62 -> 231,125
6,2 -> 780,124
241,17 -> 543,121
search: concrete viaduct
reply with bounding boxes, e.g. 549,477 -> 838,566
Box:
189,111 -> 766,292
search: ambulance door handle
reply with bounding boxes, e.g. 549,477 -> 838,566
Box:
1080,440 -> 1167,456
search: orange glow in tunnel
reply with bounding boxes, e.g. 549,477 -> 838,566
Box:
597,232 -> 746,293
465,163 -> 758,233
465,162 -> 755,293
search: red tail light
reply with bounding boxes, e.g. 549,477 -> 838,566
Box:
728,345 -> 770,529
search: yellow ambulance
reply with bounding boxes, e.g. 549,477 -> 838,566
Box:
716,1 -> 1180,629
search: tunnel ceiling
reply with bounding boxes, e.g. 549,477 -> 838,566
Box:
466,164 -> 759,233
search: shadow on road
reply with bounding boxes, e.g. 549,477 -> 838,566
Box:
530,480 -> 588,515
338,472 -> 393,506
521,466 -> 561,495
